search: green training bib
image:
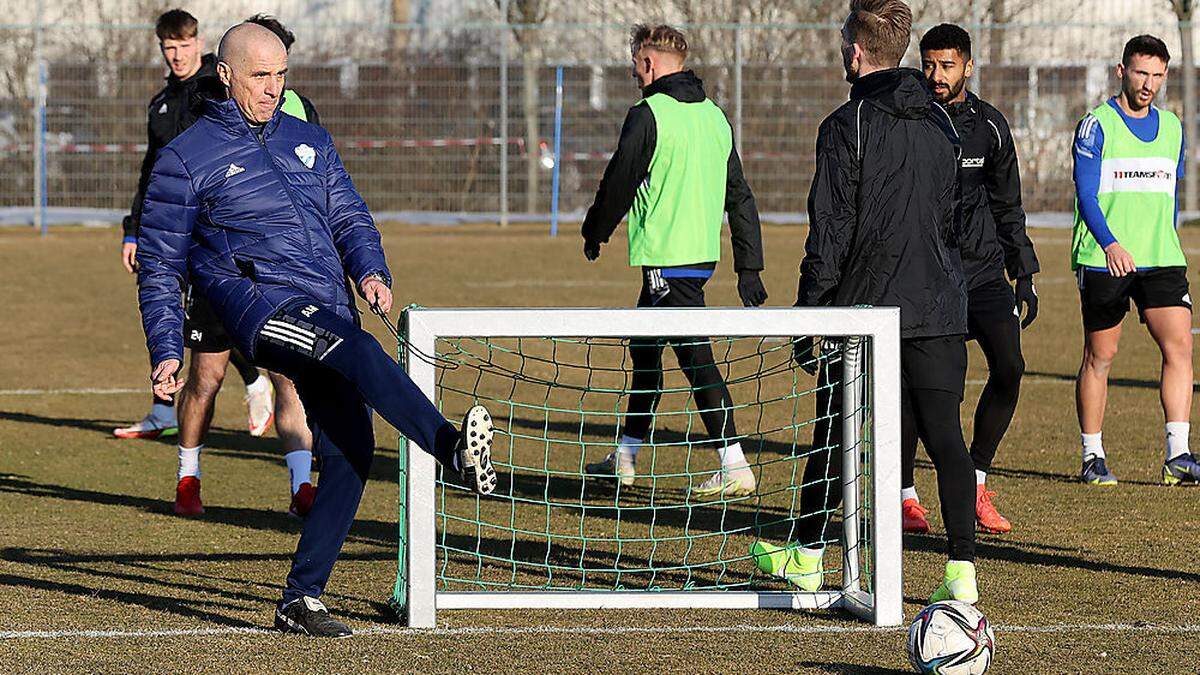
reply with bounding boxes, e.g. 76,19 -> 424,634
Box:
1072,102 -> 1185,269
281,89 -> 308,122
627,93 -> 732,268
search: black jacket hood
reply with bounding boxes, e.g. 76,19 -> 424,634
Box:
642,70 -> 706,103
851,68 -> 935,120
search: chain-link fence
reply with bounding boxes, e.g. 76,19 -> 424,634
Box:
0,12 -> 1191,226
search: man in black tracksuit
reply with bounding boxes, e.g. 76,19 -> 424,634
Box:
750,0 -> 979,605
113,10 -> 241,440
580,25 -> 767,499
903,24 -> 1040,536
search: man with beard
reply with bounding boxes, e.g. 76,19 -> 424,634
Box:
897,23 -> 1041,535
751,0 -> 979,603
1072,35 -> 1199,486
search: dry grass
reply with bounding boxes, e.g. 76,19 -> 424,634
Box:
1,224 -> 1198,673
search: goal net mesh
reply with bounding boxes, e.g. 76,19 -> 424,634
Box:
393,328 -> 873,601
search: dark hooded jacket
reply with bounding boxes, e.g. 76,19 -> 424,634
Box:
945,91 -> 1039,289
123,54 -> 226,239
581,70 -> 764,272
797,68 -> 966,339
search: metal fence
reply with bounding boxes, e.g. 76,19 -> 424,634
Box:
0,17 -> 1190,226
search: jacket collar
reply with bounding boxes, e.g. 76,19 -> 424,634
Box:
849,68 -> 936,120
641,70 -> 707,103
204,97 -> 285,139
944,89 -> 978,116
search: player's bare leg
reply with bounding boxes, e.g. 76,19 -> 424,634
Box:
1076,324 -> 1121,485
173,350 -> 230,515
270,371 -> 316,516
1144,307 -> 1200,483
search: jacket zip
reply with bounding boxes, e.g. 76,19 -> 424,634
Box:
252,121 -> 325,300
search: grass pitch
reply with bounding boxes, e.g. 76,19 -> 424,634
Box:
1,224 -> 1199,673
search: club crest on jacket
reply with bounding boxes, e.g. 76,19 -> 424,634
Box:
294,144 -> 315,169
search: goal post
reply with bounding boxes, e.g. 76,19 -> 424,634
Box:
392,307 -> 902,627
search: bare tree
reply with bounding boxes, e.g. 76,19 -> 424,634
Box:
496,0 -> 551,215
1169,0 -> 1197,212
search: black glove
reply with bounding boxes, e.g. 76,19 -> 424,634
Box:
584,240 -> 601,261
1015,275 -> 1038,329
737,270 -> 768,307
792,336 -> 819,375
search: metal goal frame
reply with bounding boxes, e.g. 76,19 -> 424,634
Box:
394,307 -> 902,628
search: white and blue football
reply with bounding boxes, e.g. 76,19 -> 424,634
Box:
907,601 -> 995,674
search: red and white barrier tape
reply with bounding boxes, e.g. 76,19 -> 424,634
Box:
0,136 -> 790,160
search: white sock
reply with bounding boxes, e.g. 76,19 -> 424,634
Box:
717,442 -> 747,468
285,450 -> 313,493
901,486 -> 919,503
975,470 -> 987,485
152,402 -> 176,423
1081,432 -> 1104,461
799,546 -> 824,558
178,444 -> 202,481
246,373 -> 270,394
617,435 -> 641,462
1166,422 -> 1190,461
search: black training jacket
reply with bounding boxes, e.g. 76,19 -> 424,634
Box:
797,68 -> 966,339
946,91 -> 1039,289
123,54 -> 225,239
580,70 -> 764,272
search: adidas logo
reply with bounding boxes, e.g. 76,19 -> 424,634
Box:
158,102 -> 168,114
224,163 -> 245,178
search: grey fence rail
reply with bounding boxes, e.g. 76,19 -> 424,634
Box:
0,19 -> 1189,225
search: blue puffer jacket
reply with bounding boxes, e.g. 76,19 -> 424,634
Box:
136,98 -> 390,366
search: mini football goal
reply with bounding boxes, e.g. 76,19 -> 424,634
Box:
390,307 -> 901,627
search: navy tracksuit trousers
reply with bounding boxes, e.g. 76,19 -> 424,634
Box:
254,300 -> 460,605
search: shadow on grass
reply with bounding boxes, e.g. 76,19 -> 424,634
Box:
798,663 -> 907,674
912,458 -> 1170,488
901,531 -> 1200,584
0,409 -> 405,484
0,472 -> 397,547
1025,369 -> 1200,391
0,547 -> 399,627
504,414 -> 821,459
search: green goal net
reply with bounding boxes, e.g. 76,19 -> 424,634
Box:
391,307 -> 901,626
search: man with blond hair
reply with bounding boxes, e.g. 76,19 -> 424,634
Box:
753,0 -> 980,604
580,23 -> 767,499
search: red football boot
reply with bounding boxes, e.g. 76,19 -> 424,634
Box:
902,498 -> 930,534
289,482 -> 315,518
976,485 -> 1012,534
174,476 -> 204,516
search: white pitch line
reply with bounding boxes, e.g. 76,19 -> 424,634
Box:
0,387 -> 145,396
3,621 -> 1200,641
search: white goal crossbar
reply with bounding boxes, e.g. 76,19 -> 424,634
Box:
397,307 -> 902,627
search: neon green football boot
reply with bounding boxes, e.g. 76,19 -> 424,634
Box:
750,541 -> 823,592
928,560 -> 978,605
